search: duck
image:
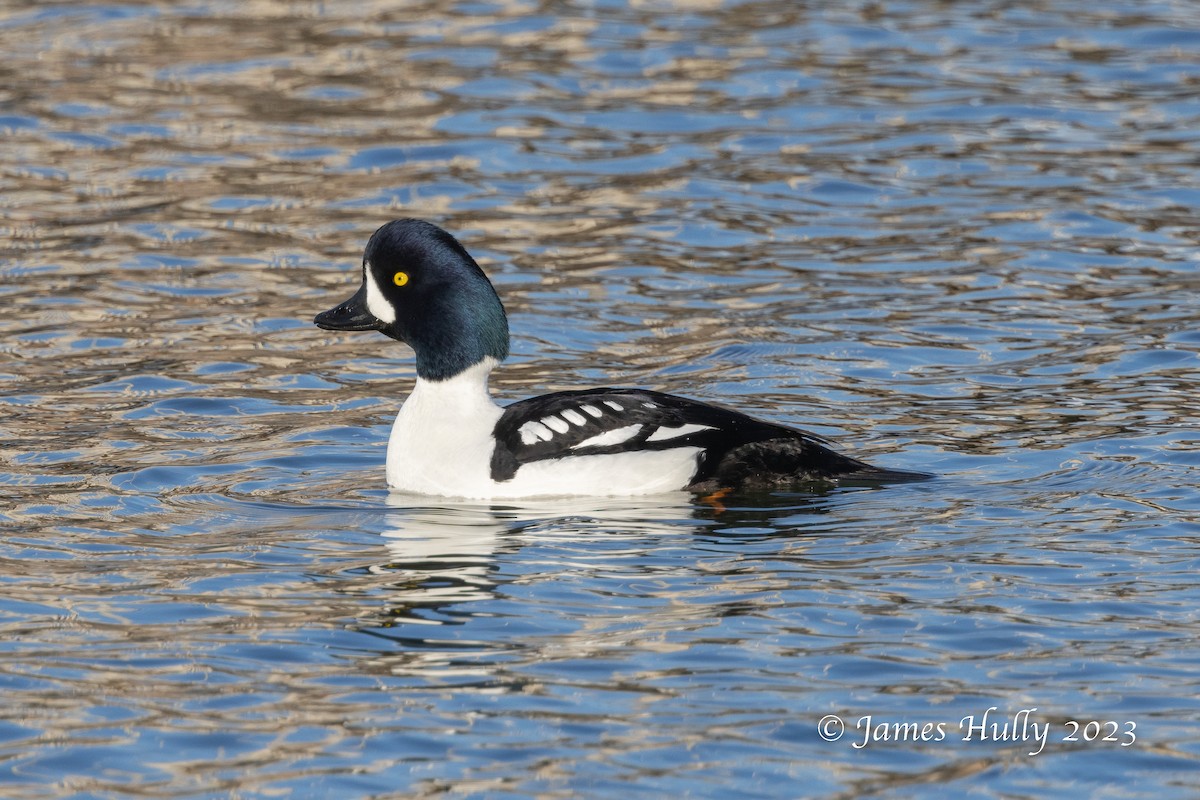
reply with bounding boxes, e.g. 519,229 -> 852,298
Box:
314,219 -> 931,499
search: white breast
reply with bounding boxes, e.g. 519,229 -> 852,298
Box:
386,361 -> 504,497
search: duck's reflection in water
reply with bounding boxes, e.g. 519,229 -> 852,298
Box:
362,492 -> 699,615
349,487 -> 860,681
350,494 -> 700,681
368,503 -> 511,621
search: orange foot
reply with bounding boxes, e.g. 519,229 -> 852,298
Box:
700,487 -> 732,513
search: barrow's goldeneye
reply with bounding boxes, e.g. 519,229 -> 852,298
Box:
314,219 -> 930,498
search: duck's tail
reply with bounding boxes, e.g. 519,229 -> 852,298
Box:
835,464 -> 934,484
692,437 -> 932,492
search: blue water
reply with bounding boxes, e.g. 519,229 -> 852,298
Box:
3,1 -> 1200,797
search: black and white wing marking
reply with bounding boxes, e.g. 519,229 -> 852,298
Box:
489,387 -> 799,484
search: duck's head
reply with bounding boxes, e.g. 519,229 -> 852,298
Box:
314,219 -> 510,381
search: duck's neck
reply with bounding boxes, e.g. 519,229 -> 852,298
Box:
407,357 -> 501,415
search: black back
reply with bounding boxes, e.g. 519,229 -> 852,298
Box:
488,387 -> 878,487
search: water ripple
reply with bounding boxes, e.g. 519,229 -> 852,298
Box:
3,0 -> 1200,796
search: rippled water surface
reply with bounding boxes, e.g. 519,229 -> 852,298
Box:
4,0 -> 1200,796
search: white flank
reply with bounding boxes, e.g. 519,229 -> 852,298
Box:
501,448 -> 703,497
364,261 -> 397,323
571,424 -> 641,450
645,423 -> 715,442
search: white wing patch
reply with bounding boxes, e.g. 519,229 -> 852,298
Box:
513,397 -> 712,452
571,424 -> 641,450
517,402 -> 630,446
518,420 -> 554,445
561,408 -> 587,426
645,423 -> 715,442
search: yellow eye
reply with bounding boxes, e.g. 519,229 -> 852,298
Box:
393,272 -> 409,287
